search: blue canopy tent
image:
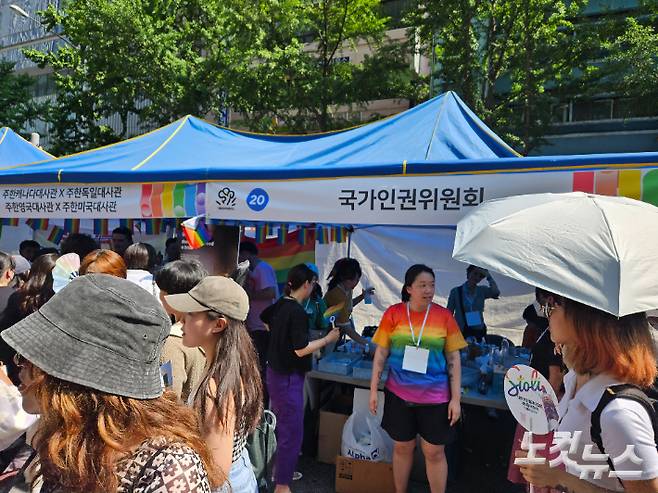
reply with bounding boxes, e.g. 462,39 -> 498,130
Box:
0,91 -> 518,184
0,127 -> 53,167
0,89 -> 656,226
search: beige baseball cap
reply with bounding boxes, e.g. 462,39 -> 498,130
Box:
165,275 -> 250,321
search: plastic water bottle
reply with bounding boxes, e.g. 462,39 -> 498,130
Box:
364,287 -> 373,305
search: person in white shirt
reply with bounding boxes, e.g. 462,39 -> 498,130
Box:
518,293 -> 658,493
124,243 -> 160,298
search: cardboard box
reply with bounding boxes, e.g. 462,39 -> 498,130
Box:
335,456 -> 395,493
317,409 -> 349,464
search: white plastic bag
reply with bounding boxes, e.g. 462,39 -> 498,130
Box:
341,411 -> 393,462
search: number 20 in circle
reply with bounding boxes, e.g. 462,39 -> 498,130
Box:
246,188 -> 269,212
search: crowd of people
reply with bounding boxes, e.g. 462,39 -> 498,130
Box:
0,226 -> 655,493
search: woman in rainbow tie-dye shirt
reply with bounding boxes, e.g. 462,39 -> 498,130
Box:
370,264 -> 466,493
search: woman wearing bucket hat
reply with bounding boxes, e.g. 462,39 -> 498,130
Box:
1,273 -> 221,492
165,276 -> 263,493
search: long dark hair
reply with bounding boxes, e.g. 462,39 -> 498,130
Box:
401,264 -> 435,302
18,253 -> 58,315
193,313 -> 263,436
327,258 -> 362,291
285,264 -> 315,295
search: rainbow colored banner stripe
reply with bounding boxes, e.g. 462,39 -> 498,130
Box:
572,169 -> 658,204
2,218 -> 19,227
140,183 -> 206,218
63,218 -> 80,234
250,229 -> 316,294
47,226 -> 65,245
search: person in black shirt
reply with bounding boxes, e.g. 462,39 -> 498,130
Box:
261,264 -> 339,493
508,287 -> 563,487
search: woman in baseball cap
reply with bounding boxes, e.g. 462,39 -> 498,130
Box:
165,276 -> 263,493
1,273 -> 221,493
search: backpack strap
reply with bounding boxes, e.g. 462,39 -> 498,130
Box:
591,384 -> 657,480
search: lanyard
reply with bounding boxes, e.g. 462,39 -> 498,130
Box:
462,284 -> 476,311
406,303 -> 431,347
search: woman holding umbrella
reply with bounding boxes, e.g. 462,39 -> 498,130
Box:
453,192 -> 658,493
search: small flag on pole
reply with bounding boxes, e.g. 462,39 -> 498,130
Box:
181,216 -> 211,249
47,225 -> 65,245
63,218 -> 80,234
2,218 -> 19,227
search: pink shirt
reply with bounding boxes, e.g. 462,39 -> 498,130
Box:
246,260 -> 279,332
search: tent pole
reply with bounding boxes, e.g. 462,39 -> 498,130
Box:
347,230 -> 352,258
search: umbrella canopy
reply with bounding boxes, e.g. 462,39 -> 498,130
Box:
452,192 -> 658,317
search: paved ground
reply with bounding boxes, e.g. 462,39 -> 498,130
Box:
293,405 -> 526,493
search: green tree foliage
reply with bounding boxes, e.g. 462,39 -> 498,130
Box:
409,0 -> 593,154
25,0 -> 420,151
226,0 -> 424,132
598,18 -> 658,111
0,60 -> 42,132
25,0 -> 269,153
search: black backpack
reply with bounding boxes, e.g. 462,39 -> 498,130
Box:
590,383 -> 658,478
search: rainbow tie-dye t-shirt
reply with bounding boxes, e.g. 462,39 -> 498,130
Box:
373,302 -> 467,404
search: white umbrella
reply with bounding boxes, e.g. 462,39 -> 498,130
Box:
452,192 -> 658,317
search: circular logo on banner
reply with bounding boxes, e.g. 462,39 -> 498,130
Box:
246,188 -> 269,212
504,364 -> 559,435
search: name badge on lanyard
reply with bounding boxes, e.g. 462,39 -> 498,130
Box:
401,303 -> 431,374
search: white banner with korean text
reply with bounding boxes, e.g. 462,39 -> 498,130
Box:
206,172 -> 575,225
0,185 -> 140,218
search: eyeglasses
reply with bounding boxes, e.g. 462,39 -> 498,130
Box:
541,304 -> 556,319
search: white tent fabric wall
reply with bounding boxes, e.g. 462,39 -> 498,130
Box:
315,226 -> 535,345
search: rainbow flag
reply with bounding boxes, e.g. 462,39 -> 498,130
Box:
2,218 -> 19,227
297,227 -> 313,246
26,218 -> 49,231
93,219 -> 109,236
323,302 -> 345,325
144,218 -> 163,235
330,226 -> 349,243
255,224 -> 271,244
119,219 -> 135,231
63,218 -> 80,233
182,216 -> 211,249
316,226 -> 330,245
277,224 -> 288,246
249,229 -> 315,294
47,225 -> 65,245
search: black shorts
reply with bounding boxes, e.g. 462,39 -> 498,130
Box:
381,388 -> 457,445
